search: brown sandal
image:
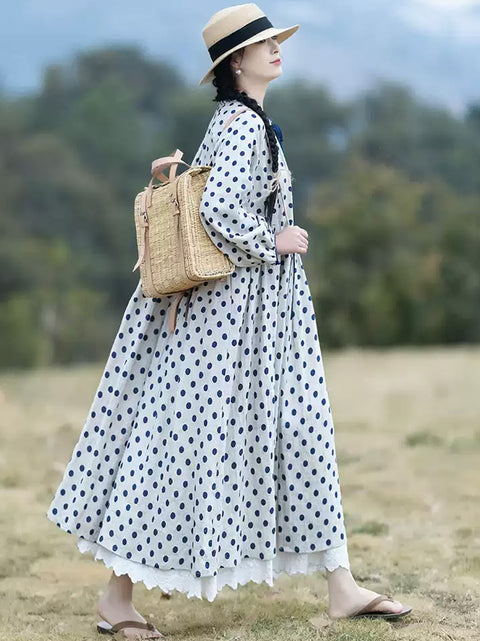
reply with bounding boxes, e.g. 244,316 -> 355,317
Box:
96,617 -> 166,638
349,594 -> 413,619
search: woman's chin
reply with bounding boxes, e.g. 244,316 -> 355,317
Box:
269,67 -> 283,81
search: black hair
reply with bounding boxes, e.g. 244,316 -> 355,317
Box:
211,50 -> 279,225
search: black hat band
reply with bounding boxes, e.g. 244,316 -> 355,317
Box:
208,16 -> 274,62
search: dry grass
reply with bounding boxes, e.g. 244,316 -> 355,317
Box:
0,347 -> 479,640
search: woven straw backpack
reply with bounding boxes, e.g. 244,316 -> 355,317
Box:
132,107 -> 254,333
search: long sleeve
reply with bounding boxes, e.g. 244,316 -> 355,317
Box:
198,111 -> 280,268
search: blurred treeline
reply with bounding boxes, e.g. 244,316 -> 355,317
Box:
1,46 -> 479,368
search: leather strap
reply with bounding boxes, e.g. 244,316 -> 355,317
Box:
352,594 -> 393,617
132,188 -> 150,272
168,291 -> 186,333
167,287 -> 204,333
110,619 -> 156,632
221,107 -> 250,130
151,148 -> 190,185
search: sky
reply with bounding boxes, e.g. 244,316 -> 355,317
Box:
415,0 -> 479,7
1,0 -> 479,111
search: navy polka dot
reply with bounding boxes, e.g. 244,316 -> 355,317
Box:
46,98 -> 348,593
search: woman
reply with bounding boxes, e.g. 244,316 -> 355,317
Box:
46,4 -> 412,638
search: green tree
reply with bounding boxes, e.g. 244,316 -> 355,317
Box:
439,197 -> 480,342
305,156 -> 447,346
350,82 -> 480,195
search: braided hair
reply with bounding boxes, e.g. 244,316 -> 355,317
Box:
211,52 -> 279,225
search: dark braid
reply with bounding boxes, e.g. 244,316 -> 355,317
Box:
211,53 -> 279,225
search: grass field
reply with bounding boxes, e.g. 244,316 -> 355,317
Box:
0,346 -> 479,640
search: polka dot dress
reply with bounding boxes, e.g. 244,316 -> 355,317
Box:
46,98 -> 351,601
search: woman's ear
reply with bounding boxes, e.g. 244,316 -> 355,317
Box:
230,51 -> 243,74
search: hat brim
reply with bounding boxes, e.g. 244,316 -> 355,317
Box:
198,24 -> 300,86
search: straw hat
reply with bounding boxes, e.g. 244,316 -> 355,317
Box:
199,3 -> 299,86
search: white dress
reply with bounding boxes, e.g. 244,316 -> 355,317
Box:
46,98 -> 351,602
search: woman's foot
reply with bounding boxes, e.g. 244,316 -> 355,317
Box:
328,585 -> 406,619
326,566 -> 410,620
97,589 -> 164,639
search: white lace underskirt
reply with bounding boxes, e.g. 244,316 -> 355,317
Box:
77,538 -> 350,602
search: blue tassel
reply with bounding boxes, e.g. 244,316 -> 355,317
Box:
271,121 -> 284,151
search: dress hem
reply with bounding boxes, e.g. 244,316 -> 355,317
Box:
76,536 -> 350,602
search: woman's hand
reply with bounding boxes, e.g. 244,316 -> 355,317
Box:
275,225 -> 309,255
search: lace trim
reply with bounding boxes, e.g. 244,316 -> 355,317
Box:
77,538 -> 350,602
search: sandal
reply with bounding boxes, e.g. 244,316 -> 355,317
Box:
349,593 -> 413,620
96,617 -> 166,639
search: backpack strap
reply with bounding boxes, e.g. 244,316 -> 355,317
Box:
149,149 -> 191,190
221,107 -> 251,131
169,291 -> 187,333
